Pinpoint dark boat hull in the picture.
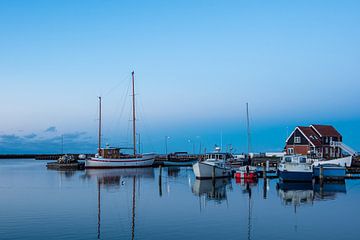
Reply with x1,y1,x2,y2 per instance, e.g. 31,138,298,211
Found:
279,170,313,182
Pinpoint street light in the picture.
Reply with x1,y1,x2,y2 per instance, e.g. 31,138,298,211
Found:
165,136,170,154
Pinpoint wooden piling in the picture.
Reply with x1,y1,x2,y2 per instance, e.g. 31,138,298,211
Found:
158,165,162,197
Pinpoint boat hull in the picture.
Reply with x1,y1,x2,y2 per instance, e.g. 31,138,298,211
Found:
312,156,352,167
313,165,346,180
279,170,313,182
85,154,156,168
193,162,231,179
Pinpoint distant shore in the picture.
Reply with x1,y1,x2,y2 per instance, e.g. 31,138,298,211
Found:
0,154,94,160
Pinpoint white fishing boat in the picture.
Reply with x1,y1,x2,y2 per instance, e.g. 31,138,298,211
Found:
85,71,156,169
192,152,232,179
278,155,313,182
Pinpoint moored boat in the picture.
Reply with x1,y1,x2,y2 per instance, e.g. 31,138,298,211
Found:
313,163,346,180
278,155,313,182
85,71,156,169
312,156,352,167
86,147,156,168
192,153,232,179
234,165,257,179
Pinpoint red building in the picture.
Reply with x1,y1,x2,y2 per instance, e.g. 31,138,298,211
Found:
285,124,342,159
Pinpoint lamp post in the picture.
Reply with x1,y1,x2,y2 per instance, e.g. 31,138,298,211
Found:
165,136,170,154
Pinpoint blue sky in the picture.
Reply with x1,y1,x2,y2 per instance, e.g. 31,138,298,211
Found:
0,0,360,154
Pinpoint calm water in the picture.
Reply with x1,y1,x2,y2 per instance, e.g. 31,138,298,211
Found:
1,159,360,240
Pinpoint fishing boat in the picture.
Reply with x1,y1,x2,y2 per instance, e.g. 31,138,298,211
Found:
278,155,313,182
234,165,257,179
192,152,232,179
85,71,156,169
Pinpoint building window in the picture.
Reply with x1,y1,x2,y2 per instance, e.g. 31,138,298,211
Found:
325,147,329,154
294,137,301,144
288,148,294,154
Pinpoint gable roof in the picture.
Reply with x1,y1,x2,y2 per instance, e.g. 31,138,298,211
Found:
310,124,342,138
297,126,322,147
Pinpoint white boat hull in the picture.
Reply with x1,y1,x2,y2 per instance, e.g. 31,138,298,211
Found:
85,153,156,168
193,162,231,179
312,156,352,167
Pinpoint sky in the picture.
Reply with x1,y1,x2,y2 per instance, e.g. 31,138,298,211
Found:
0,0,360,154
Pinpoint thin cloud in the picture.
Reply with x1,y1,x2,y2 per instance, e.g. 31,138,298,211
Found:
44,126,57,133
24,133,37,139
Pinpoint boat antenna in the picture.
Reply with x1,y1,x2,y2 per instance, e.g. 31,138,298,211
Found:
246,102,251,157
98,96,102,154
132,71,137,155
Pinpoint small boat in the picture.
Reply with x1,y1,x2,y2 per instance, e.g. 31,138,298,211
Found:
47,154,85,170
278,155,313,182
313,164,346,180
192,153,232,179
85,72,156,169
235,165,257,179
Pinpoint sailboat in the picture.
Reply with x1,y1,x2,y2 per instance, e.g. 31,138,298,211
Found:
86,71,156,168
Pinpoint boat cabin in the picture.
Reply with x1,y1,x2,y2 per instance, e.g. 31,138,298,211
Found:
98,147,121,159
98,146,135,159
205,153,233,161
282,155,311,164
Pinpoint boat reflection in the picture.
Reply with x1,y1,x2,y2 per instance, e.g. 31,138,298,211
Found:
277,181,347,207
167,167,181,178
314,181,346,200
87,168,154,240
192,178,231,204
84,168,155,180
277,182,314,206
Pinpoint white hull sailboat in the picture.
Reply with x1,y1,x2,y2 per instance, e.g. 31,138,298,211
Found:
85,71,156,169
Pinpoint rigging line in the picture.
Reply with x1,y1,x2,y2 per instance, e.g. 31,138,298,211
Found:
105,75,130,132
107,78,132,138
138,99,156,152
103,72,131,97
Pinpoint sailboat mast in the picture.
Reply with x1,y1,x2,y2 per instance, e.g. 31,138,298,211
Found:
246,102,251,156
132,71,137,155
98,96,102,154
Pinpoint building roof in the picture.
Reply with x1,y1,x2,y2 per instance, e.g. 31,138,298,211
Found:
310,124,342,138
297,126,322,147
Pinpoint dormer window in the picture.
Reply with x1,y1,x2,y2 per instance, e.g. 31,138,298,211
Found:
294,137,301,144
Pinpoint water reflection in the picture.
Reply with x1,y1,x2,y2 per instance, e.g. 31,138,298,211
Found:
192,178,232,204
277,181,347,207
167,167,181,177
277,182,314,206
314,182,346,200
84,168,155,240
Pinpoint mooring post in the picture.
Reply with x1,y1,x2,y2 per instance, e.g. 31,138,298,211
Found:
263,163,267,179
159,165,162,197
212,166,216,185
319,165,324,185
